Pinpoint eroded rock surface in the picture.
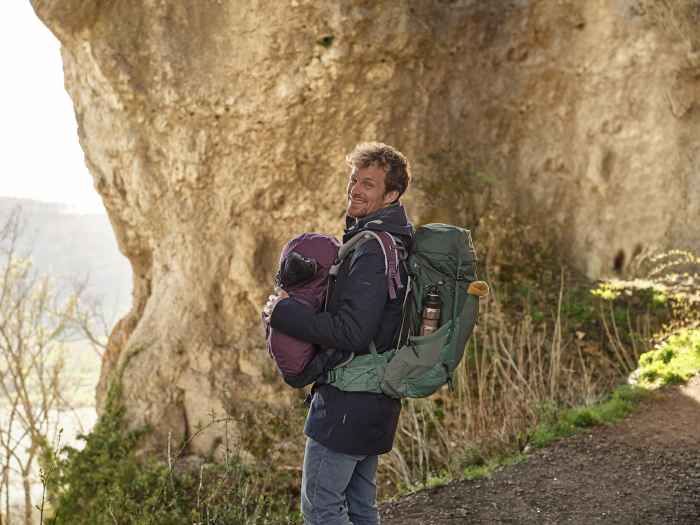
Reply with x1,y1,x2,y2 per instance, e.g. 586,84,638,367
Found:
32,0,700,455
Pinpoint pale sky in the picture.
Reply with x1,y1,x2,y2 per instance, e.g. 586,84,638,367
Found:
0,2,105,214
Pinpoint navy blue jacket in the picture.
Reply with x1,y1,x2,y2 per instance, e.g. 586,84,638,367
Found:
270,203,413,455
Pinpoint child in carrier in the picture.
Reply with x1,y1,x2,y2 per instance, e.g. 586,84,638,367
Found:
262,233,352,388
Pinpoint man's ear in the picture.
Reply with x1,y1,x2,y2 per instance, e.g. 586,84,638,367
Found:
383,190,400,206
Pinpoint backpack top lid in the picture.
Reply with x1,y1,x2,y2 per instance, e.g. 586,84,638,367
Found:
413,223,476,264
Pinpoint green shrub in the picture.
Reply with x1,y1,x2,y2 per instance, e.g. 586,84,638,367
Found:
40,386,173,524
565,408,598,428
634,328,700,388
40,384,299,525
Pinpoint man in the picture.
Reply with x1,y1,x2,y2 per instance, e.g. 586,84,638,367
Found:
265,142,413,525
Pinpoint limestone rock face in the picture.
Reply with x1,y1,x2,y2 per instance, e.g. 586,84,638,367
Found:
32,0,700,454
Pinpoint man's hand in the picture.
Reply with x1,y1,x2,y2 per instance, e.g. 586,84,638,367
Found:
262,289,289,320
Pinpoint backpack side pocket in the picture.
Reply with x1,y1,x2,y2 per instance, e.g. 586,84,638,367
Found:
380,320,452,398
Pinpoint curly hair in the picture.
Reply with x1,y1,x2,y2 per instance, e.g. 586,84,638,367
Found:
346,142,411,200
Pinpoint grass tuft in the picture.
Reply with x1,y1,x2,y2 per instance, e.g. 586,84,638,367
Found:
463,454,527,481
529,384,649,449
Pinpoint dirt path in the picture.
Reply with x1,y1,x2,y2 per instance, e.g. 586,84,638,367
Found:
381,377,700,524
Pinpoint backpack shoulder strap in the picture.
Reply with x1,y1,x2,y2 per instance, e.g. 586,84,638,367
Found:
329,230,403,300
376,231,403,300
328,232,371,277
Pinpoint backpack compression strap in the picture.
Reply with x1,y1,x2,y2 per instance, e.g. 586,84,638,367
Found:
329,231,403,300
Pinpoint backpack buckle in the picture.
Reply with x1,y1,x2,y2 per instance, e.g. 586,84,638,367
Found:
443,363,454,392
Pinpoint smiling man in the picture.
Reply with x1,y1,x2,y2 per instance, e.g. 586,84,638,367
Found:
266,142,413,525
346,162,398,217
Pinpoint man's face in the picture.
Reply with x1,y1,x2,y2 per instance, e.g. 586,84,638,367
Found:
346,165,400,218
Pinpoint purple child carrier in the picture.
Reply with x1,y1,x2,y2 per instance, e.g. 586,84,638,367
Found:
263,233,340,379
263,230,403,388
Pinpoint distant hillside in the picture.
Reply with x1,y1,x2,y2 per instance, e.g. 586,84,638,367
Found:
0,196,132,322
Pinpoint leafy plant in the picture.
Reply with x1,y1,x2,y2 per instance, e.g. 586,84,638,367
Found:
634,328,700,388
40,383,300,525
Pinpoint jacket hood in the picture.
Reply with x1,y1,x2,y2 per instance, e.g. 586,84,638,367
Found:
278,233,340,308
343,202,414,244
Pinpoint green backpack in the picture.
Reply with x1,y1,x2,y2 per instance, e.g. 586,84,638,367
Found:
325,223,488,399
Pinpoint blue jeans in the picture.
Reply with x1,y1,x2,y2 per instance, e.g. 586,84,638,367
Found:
301,437,379,525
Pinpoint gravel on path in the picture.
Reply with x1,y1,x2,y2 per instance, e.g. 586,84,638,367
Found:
381,377,700,525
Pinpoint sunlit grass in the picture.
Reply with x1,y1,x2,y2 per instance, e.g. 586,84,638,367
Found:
635,328,700,388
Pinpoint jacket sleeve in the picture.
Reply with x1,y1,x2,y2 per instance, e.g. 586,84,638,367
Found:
269,241,388,354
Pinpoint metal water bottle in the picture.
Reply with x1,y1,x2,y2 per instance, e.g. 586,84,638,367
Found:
420,286,442,336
